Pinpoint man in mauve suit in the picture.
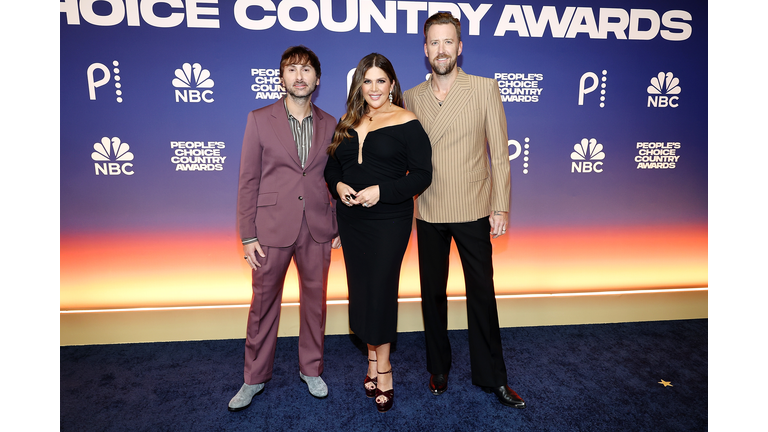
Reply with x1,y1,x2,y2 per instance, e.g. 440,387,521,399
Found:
228,46,340,412
403,12,525,409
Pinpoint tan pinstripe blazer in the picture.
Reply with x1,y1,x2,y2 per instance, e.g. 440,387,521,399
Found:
404,68,511,223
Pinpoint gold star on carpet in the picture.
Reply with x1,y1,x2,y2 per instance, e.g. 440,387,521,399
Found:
658,379,673,387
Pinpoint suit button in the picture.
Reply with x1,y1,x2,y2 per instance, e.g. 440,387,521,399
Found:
299,196,303,200
303,172,307,176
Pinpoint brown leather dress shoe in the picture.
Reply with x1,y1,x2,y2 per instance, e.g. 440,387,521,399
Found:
481,384,526,409
429,373,448,395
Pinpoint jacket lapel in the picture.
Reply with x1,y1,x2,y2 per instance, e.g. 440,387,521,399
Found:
304,103,326,168
425,68,472,145
413,80,440,137
268,98,302,167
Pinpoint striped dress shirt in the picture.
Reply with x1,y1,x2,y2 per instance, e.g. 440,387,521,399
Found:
284,98,313,168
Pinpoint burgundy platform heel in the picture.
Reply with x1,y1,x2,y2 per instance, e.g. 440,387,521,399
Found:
375,369,393,412
364,359,377,398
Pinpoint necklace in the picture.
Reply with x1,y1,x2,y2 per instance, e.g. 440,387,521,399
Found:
431,85,446,106
365,108,389,121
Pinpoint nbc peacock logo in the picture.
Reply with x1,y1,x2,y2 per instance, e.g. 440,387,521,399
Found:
92,136,134,175
173,62,215,103
647,72,680,108
570,138,605,173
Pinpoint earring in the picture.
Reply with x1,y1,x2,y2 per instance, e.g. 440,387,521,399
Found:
389,90,393,106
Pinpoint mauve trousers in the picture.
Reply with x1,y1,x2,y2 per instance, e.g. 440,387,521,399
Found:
243,213,331,385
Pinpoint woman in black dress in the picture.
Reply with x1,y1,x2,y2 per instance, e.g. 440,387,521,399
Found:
324,53,432,412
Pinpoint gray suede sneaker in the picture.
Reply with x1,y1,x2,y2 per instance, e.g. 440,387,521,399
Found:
228,383,265,412
299,372,328,398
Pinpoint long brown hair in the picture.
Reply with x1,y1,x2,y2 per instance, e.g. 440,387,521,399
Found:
327,53,403,156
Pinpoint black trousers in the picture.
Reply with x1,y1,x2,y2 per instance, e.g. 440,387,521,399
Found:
416,217,508,387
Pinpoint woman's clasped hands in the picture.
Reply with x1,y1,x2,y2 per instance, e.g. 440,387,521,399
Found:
337,183,380,208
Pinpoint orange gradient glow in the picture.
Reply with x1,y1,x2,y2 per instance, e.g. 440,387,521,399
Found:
60,224,707,311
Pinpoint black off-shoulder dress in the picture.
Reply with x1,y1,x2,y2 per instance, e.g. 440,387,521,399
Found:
324,119,432,345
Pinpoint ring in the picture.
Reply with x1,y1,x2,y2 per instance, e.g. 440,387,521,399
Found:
243,256,248,259
363,203,369,207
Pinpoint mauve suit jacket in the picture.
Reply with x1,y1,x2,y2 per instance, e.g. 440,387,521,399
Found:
403,68,511,224
237,98,338,247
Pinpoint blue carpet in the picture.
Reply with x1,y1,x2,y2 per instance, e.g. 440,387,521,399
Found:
60,319,707,431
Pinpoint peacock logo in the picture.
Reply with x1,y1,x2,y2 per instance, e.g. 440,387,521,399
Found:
173,62,215,103
570,138,604,173
92,136,134,176
647,72,680,108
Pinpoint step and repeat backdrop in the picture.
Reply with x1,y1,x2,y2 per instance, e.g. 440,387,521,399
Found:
60,0,707,310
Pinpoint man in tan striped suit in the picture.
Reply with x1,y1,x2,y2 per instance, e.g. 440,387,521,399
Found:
403,12,525,409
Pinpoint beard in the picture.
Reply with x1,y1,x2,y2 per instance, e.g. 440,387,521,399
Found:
430,56,457,76
284,81,316,99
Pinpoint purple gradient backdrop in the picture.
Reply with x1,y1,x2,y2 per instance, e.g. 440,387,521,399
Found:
60,0,707,234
